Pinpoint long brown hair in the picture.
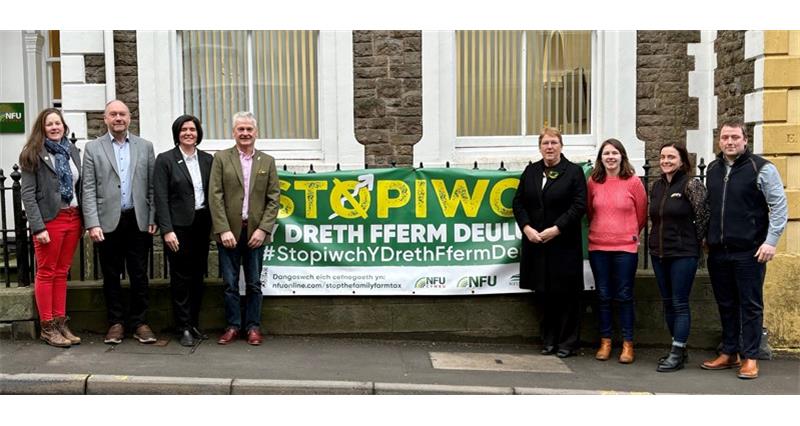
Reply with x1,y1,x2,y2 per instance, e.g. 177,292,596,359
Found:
19,108,70,172
590,138,636,183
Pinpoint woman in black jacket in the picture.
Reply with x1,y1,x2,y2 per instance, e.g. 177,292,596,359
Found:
154,115,214,346
648,143,709,372
512,127,587,358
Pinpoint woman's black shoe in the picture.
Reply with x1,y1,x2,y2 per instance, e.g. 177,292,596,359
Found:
178,329,197,347
657,346,686,372
541,345,557,355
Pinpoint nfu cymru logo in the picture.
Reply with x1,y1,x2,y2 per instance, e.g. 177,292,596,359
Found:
457,275,497,288
415,276,446,289
0,103,25,134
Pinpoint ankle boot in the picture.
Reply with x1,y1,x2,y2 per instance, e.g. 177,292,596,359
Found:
595,338,612,361
657,345,686,372
40,320,71,348
619,341,635,364
54,316,81,345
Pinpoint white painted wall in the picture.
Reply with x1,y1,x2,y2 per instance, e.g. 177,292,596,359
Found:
745,30,766,155
686,30,718,166
0,32,28,175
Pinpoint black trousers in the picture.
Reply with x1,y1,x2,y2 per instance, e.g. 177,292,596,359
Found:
537,292,582,351
707,247,766,359
97,209,152,329
165,208,211,330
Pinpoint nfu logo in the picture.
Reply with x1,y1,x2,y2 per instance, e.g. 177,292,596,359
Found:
457,275,497,288
415,276,446,288
0,112,22,121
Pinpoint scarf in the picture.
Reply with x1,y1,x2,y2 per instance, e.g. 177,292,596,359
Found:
43,137,74,204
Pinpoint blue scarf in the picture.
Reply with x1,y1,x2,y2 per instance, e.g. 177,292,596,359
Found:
43,137,74,204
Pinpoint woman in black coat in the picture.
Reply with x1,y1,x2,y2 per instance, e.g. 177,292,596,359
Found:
512,127,587,358
154,115,214,346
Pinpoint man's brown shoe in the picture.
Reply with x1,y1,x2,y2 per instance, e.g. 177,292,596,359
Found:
218,327,239,345
737,359,759,379
104,324,124,344
595,338,612,361
700,353,741,370
247,328,263,346
133,324,157,344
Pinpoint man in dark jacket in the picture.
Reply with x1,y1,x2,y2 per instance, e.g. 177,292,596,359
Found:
701,119,787,379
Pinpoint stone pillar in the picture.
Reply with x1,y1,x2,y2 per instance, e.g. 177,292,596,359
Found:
635,31,701,169
353,31,422,168
744,30,800,347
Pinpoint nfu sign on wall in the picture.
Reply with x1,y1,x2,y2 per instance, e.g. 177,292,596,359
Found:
0,103,25,133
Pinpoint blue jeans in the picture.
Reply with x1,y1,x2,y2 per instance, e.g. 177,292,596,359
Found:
589,251,638,341
707,247,765,359
651,256,697,345
218,228,265,331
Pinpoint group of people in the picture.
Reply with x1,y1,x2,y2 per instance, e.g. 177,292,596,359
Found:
512,123,787,379
20,102,787,380
19,100,279,349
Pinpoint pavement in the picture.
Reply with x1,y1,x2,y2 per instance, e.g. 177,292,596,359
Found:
1,333,799,394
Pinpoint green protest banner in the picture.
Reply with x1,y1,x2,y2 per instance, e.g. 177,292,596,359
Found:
262,165,591,295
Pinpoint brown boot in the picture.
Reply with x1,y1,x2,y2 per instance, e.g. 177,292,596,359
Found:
619,341,635,364
54,316,81,345
40,320,71,348
595,338,612,361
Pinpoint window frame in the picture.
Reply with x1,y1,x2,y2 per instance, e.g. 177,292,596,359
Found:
176,30,324,153
454,30,598,149
136,30,363,170
415,30,645,170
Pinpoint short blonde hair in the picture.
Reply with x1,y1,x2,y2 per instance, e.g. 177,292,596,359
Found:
538,127,562,146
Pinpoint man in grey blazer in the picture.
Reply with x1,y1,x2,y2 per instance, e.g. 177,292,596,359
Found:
82,100,158,344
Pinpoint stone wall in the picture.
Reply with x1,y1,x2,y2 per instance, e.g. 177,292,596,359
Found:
114,31,139,136
636,31,701,169
715,30,754,142
353,31,422,168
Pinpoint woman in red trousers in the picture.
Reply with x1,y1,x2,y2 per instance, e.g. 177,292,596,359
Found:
19,108,83,348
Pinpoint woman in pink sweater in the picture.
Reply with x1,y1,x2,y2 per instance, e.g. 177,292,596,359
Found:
587,138,647,364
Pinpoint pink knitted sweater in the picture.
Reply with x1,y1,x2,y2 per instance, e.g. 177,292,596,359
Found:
587,176,648,253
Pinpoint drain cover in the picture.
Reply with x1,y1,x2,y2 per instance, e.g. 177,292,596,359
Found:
430,352,573,373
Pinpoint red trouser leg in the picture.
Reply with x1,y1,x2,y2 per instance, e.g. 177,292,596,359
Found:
33,208,82,321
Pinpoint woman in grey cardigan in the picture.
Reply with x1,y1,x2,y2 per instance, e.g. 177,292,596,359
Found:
19,108,83,348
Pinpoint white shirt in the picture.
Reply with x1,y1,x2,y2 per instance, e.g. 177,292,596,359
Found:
180,148,205,210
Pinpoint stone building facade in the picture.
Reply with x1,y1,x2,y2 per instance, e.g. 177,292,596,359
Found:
2,30,798,346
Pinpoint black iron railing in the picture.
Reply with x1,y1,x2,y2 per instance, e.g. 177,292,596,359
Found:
1,156,712,286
